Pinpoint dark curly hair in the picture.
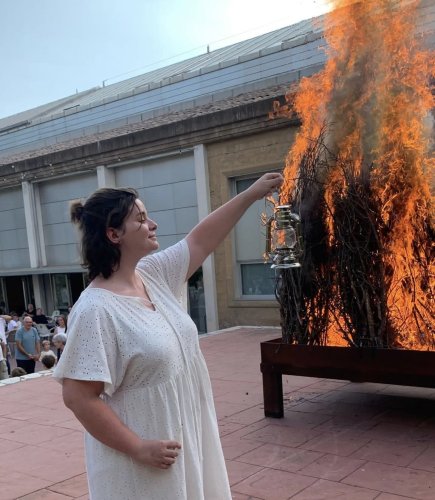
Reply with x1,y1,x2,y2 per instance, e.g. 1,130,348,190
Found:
70,187,138,280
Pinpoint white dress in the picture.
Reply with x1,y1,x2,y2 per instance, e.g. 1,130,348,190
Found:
53,240,231,500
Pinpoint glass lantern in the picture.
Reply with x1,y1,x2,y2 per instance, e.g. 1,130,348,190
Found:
265,205,302,269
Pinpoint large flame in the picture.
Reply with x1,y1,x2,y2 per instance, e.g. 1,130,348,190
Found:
275,0,434,349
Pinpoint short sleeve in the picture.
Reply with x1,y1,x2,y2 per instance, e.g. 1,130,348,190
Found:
33,328,40,342
53,299,120,397
138,239,190,301
15,329,23,344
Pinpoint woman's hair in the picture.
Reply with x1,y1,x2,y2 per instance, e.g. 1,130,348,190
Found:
11,367,27,377
57,314,68,331
70,187,138,280
52,333,67,345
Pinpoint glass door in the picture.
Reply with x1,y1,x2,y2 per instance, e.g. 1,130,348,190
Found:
51,274,71,314
22,276,35,311
188,267,207,334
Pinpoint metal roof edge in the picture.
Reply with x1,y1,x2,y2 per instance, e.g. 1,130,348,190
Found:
8,29,325,131
1,16,325,130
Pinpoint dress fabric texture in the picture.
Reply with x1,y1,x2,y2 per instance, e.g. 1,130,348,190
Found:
53,240,231,500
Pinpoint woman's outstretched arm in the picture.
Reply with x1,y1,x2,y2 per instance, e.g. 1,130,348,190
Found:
185,172,283,278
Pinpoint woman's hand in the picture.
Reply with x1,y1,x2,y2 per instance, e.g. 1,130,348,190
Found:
132,439,182,470
246,172,284,201
185,171,284,278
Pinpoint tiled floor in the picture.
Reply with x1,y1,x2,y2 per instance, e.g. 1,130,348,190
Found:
2,326,435,499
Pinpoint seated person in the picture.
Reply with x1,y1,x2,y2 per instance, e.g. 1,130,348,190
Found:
33,308,49,324
23,304,35,319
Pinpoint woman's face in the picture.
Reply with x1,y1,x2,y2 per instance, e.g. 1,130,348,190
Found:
58,317,65,326
117,200,159,258
53,340,64,350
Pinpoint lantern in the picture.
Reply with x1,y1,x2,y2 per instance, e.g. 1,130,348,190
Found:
265,205,303,269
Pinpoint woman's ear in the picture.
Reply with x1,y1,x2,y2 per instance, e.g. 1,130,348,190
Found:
106,227,121,244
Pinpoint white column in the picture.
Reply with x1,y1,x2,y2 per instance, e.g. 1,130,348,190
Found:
193,144,219,332
22,181,40,268
32,275,43,309
97,165,115,188
33,183,47,266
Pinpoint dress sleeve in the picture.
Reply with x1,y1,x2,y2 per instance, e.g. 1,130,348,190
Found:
137,239,190,301
53,299,120,397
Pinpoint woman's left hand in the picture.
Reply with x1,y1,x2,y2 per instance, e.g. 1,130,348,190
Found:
246,172,284,201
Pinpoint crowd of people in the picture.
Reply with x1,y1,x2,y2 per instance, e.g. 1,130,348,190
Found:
0,305,69,379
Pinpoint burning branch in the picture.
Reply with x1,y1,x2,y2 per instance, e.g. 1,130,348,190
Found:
272,0,434,349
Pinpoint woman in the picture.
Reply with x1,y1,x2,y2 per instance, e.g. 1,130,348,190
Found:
52,333,67,360
53,172,283,500
53,314,67,335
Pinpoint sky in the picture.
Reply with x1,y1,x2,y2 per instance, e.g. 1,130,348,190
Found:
0,0,331,120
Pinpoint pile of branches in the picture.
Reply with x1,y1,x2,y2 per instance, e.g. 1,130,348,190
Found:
276,132,434,348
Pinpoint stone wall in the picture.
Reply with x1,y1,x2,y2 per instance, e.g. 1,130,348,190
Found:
207,126,298,329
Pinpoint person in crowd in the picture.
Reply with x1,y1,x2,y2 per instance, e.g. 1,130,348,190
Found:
53,315,67,336
7,311,21,333
0,311,11,334
15,316,41,374
39,340,57,364
23,304,35,318
53,173,283,500
33,308,49,324
10,367,27,377
7,312,21,359
0,327,8,380
41,354,56,370
52,333,67,360
0,311,12,375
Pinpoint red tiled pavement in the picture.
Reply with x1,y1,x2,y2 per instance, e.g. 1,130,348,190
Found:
2,326,435,499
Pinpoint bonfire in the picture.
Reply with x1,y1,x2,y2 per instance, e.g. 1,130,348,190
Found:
269,0,434,349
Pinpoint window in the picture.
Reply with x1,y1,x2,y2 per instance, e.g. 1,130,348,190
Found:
51,274,70,313
241,263,276,296
233,175,276,299
50,273,87,313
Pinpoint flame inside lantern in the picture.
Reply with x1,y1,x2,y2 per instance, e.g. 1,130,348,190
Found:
272,0,434,349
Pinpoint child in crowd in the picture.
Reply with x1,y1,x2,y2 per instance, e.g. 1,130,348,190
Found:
39,340,57,364
41,354,56,370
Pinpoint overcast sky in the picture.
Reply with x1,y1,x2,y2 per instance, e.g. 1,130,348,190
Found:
0,0,330,119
